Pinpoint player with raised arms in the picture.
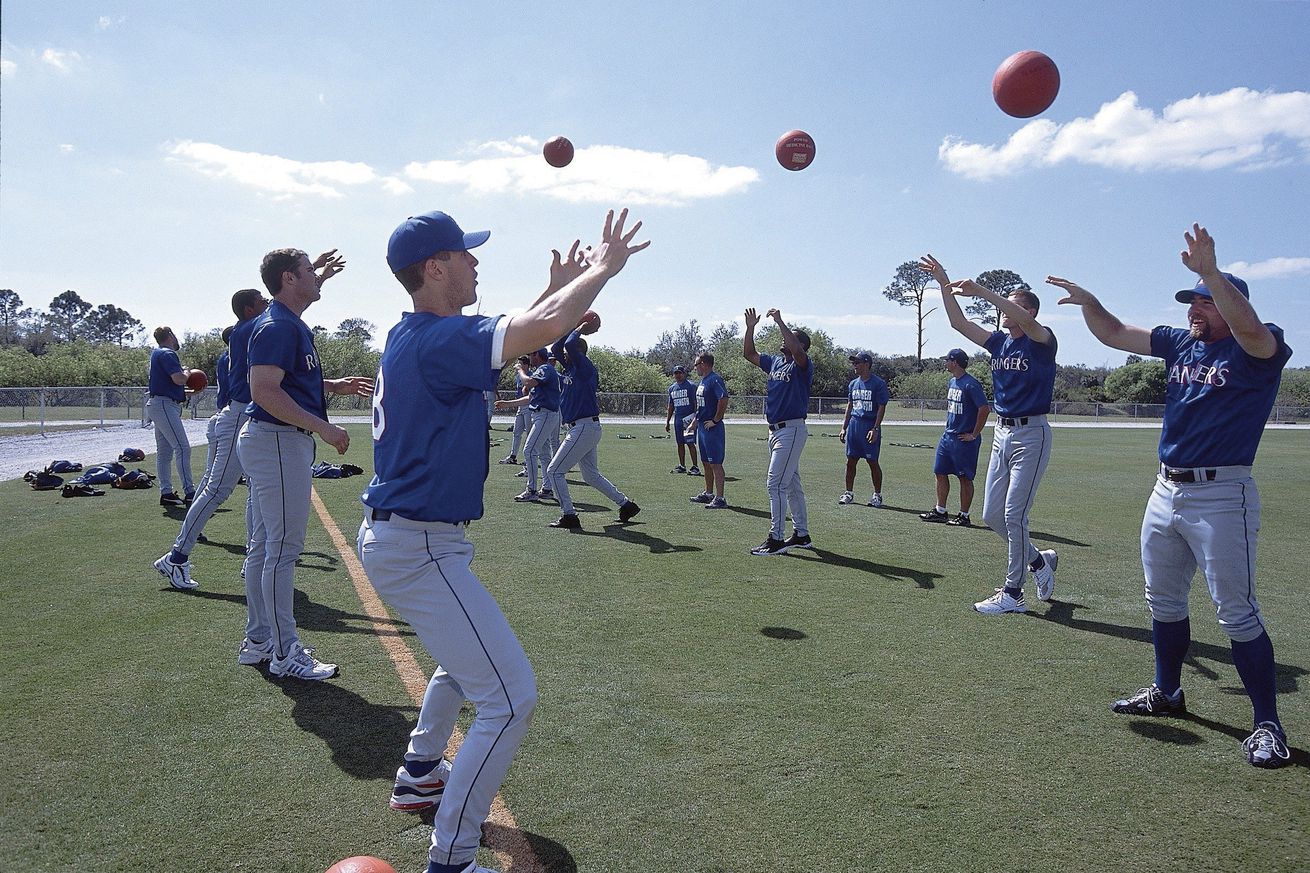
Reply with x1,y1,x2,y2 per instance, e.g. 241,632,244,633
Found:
360,208,648,873
1050,223,1293,769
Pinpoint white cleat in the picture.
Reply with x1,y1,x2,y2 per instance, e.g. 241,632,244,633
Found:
974,589,1027,614
837,491,853,505
154,554,198,590
269,642,338,680
867,493,884,508
1034,549,1058,602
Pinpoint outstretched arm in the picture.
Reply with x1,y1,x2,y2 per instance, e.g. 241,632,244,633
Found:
919,255,992,348
950,279,1053,346
1047,277,1152,355
528,241,586,309
742,307,762,367
769,309,808,369
1181,223,1278,359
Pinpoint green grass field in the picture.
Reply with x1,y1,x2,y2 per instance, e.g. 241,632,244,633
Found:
2,424,1307,872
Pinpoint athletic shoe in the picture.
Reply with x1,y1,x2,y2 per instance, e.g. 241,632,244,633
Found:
515,469,528,477
236,637,275,665
1033,548,1058,602
549,513,581,529
689,492,714,504
783,533,814,551
838,491,854,505
671,465,687,474
974,589,1026,614
868,493,884,508
947,513,972,527
497,455,518,465
514,489,540,502
1111,684,1186,716
1243,722,1291,769
538,488,555,500
919,508,948,522
184,489,196,505
153,554,198,590
159,491,185,507
751,537,789,556
688,466,701,476
706,497,728,509
619,500,642,522
269,642,338,680
390,758,452,811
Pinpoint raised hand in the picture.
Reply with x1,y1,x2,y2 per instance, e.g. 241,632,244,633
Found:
744,307,761,330
1046,276,1095,306
316,253,346,286
919,254,950,287
312,249,339,270
582,208,650,277
766,308,783,323
549,240,586,290
1180,223,1219,277
947,278,987,298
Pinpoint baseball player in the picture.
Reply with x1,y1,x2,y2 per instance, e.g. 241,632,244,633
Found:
1050,223,1293,769
154,290,269,592
744,307,814,555
687,352,730,508
146,325,196,507
919,348,991,526
838,352,889,508
192,324,234,506
235,248,372,681
665,365,700,475
920,254,1059,613
544,318,641,529
497,356,531,466
493,349,561,501
360,208,647,873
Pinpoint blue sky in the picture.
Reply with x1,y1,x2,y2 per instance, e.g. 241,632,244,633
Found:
2,1,1307,367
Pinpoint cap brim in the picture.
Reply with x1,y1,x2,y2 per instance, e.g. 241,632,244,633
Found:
1176,288,1208,304
463,229,491,250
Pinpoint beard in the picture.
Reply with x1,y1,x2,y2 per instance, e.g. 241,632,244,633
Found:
1189,321,1211,342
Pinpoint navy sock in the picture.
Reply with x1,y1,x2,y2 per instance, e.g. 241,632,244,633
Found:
428,861,472,873
169,548,188,565
1231,631,1281,730
1152,617,1190,696
1029,554,1045,571
1003,586,1024,600
404,758,438,778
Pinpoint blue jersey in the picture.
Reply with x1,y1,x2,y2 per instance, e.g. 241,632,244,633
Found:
245,300,326,425
227,316,258,406
363,313,504,523
758,353,812,423
695,371,728,422
553,330,600,423
1151,324,1292,468
944,373,988,434
215,350,231,409
848,375,889,420
527,362,562,412
668,380,697,415
983,329,1058,418
149,347,184,401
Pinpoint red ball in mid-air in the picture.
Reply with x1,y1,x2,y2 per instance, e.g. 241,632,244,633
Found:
185,369,208,392
324,857,396,873
775,129,816,171
580,310,601,334
992,50,1060,118
543,136,575,168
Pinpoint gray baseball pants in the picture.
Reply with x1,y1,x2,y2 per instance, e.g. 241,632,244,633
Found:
357,513,536,870
766,419,809,540
173,407,249,557
147,395,194,496
547,419,628,514
510,407,528,458
523,409,561,492
982,417,1052,589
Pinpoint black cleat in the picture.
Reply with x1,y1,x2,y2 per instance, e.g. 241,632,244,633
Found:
160,491,186,507
618,500,641,522
751,537,789,556
1111,684,1186,716
783,533,814,551
919,508,949,523
549,513,581,529
947,513,972,526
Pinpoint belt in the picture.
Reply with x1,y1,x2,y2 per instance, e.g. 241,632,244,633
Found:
1159,464,1251,484
295,427,312,435
370,507,469,527
999,416,1029,426
567,416,600,427
768,418,806,432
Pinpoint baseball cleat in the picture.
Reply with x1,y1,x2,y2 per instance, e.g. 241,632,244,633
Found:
706,497,729,509
549,513,581,529
390,758,452,811
1111,684,1186,716
619,500,642,522
159,491,186,507
688,466,701,475
1033,549,1058,601
497,455,518,465
947,513,972,526
513,489,540,502
269,642,338,681
236,636,275,665
783,533,814,551
974,589,1026,614
868,493,884,508
751,537,790,556
514,469,528,477
670,465,686,474
1243,722,1291,769
183,489,196,505
919,508,948,522
838,491,854,505
689,492,714,504
538,488,555,500
153,554,198,590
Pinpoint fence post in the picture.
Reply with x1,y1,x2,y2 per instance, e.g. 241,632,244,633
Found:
39,388,47,437
99,388,106,429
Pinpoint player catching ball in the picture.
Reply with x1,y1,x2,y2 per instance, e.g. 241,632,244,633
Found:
1051,223,1292,769
360,208,648,873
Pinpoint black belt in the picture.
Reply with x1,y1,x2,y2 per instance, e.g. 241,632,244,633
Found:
370,507,470,526
295,427,312,435
999,416,1030,426
768,419,805,432
1163,468,1217,483
567,415,600,426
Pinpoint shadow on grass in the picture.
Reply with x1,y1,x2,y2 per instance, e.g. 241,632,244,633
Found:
574,523,702,554
761,626,807,640
268,673,418,779
725,505,770,520
793,548,939,590
296,550,340,572
1123,712,1309,770
480,821,578,873
174,587,413,637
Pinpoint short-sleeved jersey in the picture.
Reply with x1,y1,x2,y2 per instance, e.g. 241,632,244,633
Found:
227,316,258,406
362,313,505,523
215,350,231,409
1151,324,1292,468
944,372,989,434
695,371,728,422
983,329,1058,418
527,362,562,412
848,375,890,420
245,300,327,425
668,380,698,415
148,347,185,401
758,352,813,423
553,330,600,423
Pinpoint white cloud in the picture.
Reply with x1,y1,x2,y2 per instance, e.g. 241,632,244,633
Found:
59,144,75,154
405,137,759,206
0,58,15,79
41,48,83,72
941,88,1310,180
96,15,125,30
1223,256,1310,280
379,176,414,196
166,140,383,199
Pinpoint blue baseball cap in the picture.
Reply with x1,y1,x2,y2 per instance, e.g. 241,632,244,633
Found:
945,348,969,367
386,211,490,272
1175,272,1249,304
848,352,873,365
